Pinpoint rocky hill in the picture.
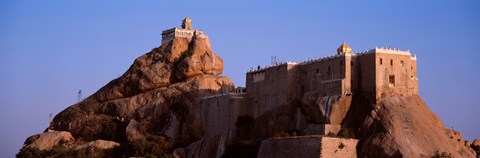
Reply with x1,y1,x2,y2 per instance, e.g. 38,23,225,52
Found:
18,29,478,158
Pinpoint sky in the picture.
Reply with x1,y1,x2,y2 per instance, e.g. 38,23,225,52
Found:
1,0,479,157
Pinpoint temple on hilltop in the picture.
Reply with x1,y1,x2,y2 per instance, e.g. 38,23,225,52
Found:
158,19,419,157
161,17,206,45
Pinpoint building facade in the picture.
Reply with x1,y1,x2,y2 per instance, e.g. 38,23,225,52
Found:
245,42,418,119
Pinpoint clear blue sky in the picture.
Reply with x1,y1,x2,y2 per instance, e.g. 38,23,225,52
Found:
1,0,479,157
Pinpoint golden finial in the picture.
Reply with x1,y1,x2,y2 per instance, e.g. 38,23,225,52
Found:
337,42,352,54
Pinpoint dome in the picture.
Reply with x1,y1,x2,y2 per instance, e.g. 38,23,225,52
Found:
337,42,352,54
181,17,192,30
182,17,192,23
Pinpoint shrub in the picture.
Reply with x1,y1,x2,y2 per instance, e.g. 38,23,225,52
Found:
127,136,173,158
17,147,45,158
327,132,336,137
337,129,350,138
432,151,452,158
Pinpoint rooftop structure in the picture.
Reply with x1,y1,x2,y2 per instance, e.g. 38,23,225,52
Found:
161,17,200,45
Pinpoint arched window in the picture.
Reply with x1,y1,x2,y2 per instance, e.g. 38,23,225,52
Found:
380,58,383,65
390,59,393,66
401,60,404,67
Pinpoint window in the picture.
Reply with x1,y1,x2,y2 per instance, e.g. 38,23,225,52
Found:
390,59,393,66
401,60,404,67
340,61,343,66
316,68,319,74
380,58,383,65
389,75,395,87
351,61,353,66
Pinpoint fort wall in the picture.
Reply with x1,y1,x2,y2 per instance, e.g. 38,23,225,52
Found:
300,55,346,96
352,52,377,100
202,93,247,137
257,136,359,158
246,63,300,118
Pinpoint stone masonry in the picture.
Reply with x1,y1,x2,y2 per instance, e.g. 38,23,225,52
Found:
257,136,359,158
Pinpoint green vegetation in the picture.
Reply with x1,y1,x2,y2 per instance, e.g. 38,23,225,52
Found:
432,151,452,158
126,136,173,158
17,135,174,158
337,129,350,138
177,50,193,62
338,142,345,149
275,130,313,138
17,147,44,158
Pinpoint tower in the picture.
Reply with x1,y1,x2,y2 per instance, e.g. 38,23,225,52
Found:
337,42,352,54
182,17,192,30
77,89,83,102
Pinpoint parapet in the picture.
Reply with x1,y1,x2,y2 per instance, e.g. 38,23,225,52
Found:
161,27,196,45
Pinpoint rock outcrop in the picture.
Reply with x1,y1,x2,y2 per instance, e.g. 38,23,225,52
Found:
24,131,75,151
74,140,120,150
20,30,233,156
343,95,477,157
301,92,352,125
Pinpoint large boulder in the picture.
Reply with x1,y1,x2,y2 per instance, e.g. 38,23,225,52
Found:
74,140,120,150
346,95,476,157
23,131,74,151
175,33,223,80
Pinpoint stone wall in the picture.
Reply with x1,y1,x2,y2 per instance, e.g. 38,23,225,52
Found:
372,48,418,100
300,55,346,96
246,63,299,118
352,52,377,100
202,93,246,137
257,136,358,158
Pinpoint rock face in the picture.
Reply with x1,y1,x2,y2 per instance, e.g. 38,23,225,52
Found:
20,31,233,156
301,92,352,125
343,95,476,157
24,131,75,151
74,140,120,150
